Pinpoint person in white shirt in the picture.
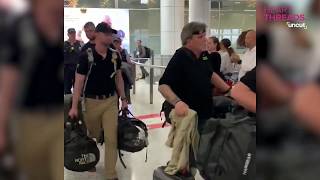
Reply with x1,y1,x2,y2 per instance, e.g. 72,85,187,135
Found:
238,30,256,79
219,38,239,75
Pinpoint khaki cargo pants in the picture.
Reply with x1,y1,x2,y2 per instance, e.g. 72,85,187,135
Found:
84,96,118,179
14,110,64,180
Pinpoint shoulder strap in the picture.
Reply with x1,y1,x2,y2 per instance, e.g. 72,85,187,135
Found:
109,48,118,78
81,48,95,112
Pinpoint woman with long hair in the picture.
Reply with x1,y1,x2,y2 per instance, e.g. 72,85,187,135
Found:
219,38,241,83
207,36,222,74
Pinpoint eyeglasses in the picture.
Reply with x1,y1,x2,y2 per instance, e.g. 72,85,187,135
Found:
192,30,206,35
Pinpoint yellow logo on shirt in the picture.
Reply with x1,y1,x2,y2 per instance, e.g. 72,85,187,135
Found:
202,56,208,61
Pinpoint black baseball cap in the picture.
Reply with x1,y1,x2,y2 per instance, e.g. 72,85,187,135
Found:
95,22,117,35
67,28,76,34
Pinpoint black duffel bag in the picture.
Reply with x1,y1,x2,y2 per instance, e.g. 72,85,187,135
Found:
197,96,256,180
117,109,149,168
64,119,100,172
118,109,149,152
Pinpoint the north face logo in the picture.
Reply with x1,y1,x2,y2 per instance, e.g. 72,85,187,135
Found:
74,153,96,165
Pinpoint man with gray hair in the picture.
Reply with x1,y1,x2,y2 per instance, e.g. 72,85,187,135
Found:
159,21,230,127
158,21,231,176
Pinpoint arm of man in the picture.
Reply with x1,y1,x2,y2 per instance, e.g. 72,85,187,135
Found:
0,65,20,152
71,73,85,108
115,53,128,109
68,73,85,119
69,53,87,118
211,72,231,93
231,68,256,113
141,46,146,58
159,84,189,117
116,70,126,99
158,84,182,106
231,82,256,113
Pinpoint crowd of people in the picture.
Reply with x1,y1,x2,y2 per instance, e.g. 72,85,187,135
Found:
2,0,319,179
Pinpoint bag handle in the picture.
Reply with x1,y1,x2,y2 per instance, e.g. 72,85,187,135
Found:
119,108,135,118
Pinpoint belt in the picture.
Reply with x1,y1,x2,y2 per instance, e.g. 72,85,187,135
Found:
85,92,116,100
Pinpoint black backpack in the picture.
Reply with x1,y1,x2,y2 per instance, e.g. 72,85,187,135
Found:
196,99,256,180
160,101,174,128
64,120,100,172
144,46,151,58
118,109,149,168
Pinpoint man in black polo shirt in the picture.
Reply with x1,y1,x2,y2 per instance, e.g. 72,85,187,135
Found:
64,28,82,94
158,22,231,128
69,22,127,180
81,21,96,52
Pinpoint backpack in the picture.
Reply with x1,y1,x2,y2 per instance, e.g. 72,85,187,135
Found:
118,109,149,168
160,101,174,128
196,108,256,180
144,46,151,58
64,120,100,172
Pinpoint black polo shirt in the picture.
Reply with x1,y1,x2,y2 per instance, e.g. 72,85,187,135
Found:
240,67,256,116
64,40,82,65
81,42,95,52
208,52,221,73
77,48,121,95
159,47,214,121
240,67,256,93
2,14,63,109
206,51,225,80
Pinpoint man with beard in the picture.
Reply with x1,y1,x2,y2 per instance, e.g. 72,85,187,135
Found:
81,21,96,52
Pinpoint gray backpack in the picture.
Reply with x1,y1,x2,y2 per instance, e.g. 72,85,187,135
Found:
196,108,256,180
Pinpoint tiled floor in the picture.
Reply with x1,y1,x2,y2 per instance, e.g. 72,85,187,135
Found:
64,80,204,180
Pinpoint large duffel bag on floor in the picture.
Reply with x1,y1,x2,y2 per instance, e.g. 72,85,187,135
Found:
196,113,256,180
153,166,195,180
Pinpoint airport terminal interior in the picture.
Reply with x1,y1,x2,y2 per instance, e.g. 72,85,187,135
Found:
63,0,256,179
